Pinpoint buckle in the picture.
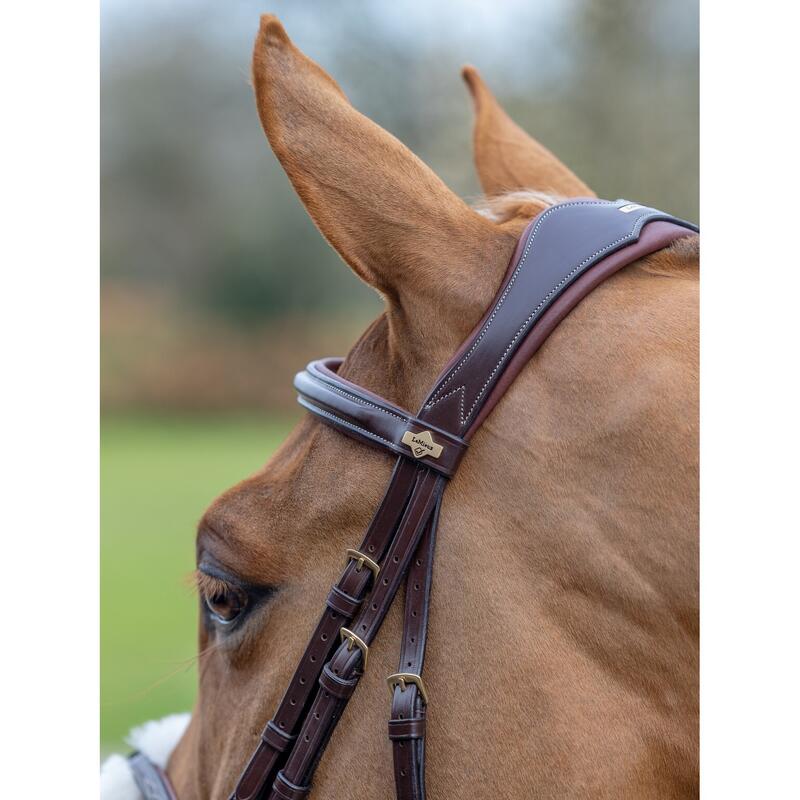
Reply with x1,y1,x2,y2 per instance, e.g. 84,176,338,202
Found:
386,672,429,705
339,627,369,670
345,548,380,578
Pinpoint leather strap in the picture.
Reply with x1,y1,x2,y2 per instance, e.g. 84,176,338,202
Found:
295,359,469,477
268,473,445,797
129,199,697,800
388,499,439,800
232,457,423,800
129,752,178,800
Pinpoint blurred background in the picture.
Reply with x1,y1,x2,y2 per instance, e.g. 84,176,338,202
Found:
100,0,698,755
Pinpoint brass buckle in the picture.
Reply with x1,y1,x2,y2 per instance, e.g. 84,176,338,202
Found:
340,627,369,670
386,672,429,705
345,548,380,578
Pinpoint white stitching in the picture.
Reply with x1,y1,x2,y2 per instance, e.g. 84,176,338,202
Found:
425,200,656,426
461,213,653,421
306,373,467,450
426,200,611,405
307,403,397,448
306,373,407,423
426,385,466,423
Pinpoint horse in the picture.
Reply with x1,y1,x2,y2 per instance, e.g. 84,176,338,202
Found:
154,15,698,799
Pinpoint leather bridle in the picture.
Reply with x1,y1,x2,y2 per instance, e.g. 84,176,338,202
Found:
129,199,698,800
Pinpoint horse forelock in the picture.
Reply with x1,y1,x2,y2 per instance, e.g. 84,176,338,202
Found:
473,189,564,223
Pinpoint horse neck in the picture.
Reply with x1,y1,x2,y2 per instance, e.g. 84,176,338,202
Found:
412,255,698,795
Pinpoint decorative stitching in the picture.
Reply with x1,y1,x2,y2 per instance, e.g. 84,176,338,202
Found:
425,200,661,428
424,384,466,423
306,372,408,423
426,200,611,406
305,402,397,449
463,212,653,421
305,371,465,450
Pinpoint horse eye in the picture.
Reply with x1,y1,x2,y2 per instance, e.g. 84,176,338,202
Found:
203,583,248,624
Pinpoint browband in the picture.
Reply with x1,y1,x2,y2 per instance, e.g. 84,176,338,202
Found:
295,358,469,477
130,199,698,800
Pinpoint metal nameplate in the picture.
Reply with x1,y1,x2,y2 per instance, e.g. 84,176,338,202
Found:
401,430,444,460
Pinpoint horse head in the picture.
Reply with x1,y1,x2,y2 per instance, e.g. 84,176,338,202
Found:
164,15,698,799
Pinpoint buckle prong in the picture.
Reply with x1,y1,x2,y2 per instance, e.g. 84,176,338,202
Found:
345,548,380,578
339,627,369,670
386,672,429,705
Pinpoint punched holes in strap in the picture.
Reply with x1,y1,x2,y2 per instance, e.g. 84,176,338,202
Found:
261,720,297,753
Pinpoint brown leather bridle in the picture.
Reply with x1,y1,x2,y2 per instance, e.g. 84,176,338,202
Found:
129,199,698,800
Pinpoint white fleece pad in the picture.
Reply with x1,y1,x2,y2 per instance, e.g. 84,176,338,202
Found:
100,713,191,799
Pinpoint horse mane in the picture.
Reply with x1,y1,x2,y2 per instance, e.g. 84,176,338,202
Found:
475,190,699,269
473,189,562,222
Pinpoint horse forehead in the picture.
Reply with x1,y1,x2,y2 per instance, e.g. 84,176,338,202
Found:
198,422,395,563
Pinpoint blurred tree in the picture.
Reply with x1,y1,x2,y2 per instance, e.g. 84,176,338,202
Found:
101,0,697,408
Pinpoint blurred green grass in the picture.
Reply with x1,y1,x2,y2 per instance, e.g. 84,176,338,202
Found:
100,414,296,753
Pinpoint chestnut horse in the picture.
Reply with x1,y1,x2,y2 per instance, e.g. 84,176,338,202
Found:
167,15,698,799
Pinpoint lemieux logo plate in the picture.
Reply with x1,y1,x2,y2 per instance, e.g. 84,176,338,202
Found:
401,429,444,460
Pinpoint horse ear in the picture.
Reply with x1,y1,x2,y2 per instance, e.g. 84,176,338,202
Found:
251,16,512,343
461,66,595,199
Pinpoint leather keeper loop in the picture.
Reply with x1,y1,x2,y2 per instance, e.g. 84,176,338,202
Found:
272,771,311,800
387,717,426,740
261,719,296,752
326,585,361,618
319,663,358,699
